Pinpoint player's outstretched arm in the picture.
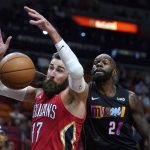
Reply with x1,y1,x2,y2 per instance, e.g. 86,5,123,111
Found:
129,91,150,150
0,80,36,102
24,6,88,100
0,30,12,59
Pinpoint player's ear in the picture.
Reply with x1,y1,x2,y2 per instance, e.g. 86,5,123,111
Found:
113,69,117,76
112,69,119,83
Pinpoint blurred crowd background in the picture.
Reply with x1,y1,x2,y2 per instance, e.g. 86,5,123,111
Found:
0,0,150,149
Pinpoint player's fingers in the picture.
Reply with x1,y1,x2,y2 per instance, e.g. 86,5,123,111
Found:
5,36,12,49
29,20,43,26
0,29,4,43
28,12,42,20
24,6,40,15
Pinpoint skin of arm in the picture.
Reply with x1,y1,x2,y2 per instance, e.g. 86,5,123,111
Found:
0,30,12,59
129,91,150,150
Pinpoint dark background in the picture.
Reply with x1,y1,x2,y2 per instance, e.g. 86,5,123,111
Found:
0,0,150,71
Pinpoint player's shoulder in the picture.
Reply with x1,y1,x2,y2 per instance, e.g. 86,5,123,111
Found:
115,84,137,102
128,90,137,100
128,90,140,108
128,90,142,112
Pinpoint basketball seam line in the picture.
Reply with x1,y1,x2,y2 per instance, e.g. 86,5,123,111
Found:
0,56,33,72
0,68,35,74
2,80,32,85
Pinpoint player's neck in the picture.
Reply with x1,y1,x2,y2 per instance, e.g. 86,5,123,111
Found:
97,80,116,97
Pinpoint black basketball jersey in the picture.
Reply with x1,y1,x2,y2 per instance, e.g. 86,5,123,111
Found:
82,82,137,150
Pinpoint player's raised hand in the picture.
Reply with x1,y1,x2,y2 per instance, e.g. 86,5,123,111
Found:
24,6,56,33
0,30,12,58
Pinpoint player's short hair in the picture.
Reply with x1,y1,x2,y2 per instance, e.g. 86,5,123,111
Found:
52,52,61,60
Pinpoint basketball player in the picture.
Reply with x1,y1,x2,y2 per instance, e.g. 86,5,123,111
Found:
0,6,88,150
82,54,150,150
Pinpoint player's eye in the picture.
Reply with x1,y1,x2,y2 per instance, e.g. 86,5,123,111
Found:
56,68,64,73
100,59,108,65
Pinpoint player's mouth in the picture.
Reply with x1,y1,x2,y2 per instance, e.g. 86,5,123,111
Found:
94,68,105,74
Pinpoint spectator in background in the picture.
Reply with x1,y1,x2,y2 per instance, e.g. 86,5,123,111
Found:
5,140,15,150
20,119,31,150
9,103,26,127
144,73,150,90
0,125,7,150
139,93,150,122
0,118,4,127
135,80,149,95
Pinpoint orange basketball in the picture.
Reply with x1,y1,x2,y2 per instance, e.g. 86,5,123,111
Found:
0,52,36,89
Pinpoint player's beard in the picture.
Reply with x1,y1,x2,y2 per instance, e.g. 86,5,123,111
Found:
42,78,68,99
91,69,113,84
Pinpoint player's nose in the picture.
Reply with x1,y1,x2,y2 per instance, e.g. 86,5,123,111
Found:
49,69,56,78
97,61,103,68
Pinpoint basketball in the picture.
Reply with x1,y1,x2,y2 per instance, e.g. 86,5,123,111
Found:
0,52,36,89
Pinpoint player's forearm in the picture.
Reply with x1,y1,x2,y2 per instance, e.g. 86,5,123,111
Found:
0,54,4,60
47,26,62,44
55,39,82,76
0,81,27,101
55,39,85,93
